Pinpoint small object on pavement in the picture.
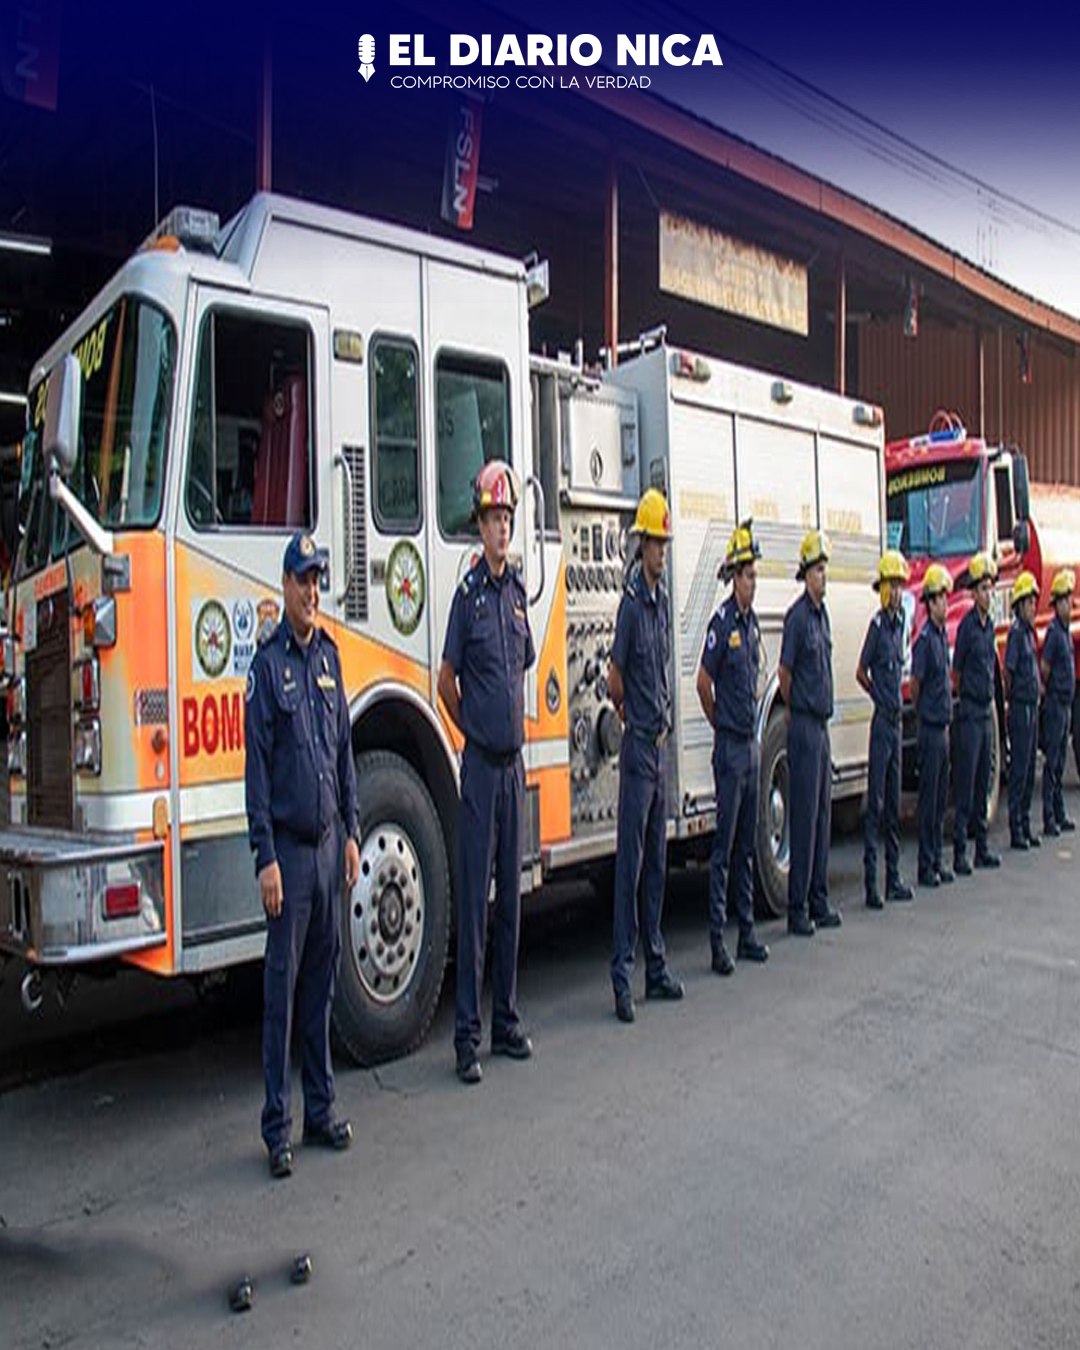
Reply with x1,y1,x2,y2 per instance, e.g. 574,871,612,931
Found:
229,1276,255,1313
291,1253,313,1285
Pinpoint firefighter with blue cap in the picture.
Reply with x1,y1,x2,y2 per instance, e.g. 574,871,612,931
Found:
780,529,842,937
608,488,685,1023
951,552,1002,875
245,531,360,1180
438,460,535,1085
1005,570,1042,849
911,563,954,887
856,549,915,909
1040,569,1077,836
696,520,770,973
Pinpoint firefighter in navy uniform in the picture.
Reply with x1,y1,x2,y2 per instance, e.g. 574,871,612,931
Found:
855,549,915,910
608,488,685,1024
1005,570,1042,850
1041,569,1077,837
780,529,842,937
245,532,361,1181
951,553,1003,876
438,461,535,1086
911,564,954,888
696,520,770,974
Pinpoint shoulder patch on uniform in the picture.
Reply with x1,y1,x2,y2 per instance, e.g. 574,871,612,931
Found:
706,628,717,651
245,668,256,703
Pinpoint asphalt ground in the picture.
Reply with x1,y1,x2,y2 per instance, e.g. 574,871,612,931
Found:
3,775,1080,1349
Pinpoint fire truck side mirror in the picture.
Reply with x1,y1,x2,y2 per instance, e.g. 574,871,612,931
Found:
1012,453,1030,524
43,353,81,479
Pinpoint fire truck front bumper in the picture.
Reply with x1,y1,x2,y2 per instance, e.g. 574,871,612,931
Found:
0,828,166,964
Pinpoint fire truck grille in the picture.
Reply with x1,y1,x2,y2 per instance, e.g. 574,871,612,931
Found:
134,688,169,725
26,588,73,828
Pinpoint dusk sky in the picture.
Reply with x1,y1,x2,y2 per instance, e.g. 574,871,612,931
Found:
477,0,1080,316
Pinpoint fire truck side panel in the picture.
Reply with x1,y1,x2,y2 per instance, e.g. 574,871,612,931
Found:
609,346,883,817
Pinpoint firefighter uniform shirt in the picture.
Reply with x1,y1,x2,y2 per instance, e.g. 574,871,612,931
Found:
244,622,359,874
1043,613,1076,704
859,609,904,721
443,556,535,756
611,563,672,741
781,593,834,721
701,599,761,739
1006,618,1040,705
953,607,996,712
912,621,952,727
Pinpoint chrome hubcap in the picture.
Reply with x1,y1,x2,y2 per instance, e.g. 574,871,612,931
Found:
348,824,425,1005
769,755,790,869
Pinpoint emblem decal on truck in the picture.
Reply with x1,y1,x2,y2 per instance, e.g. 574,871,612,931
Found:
386,541,425,636
194,599,231,679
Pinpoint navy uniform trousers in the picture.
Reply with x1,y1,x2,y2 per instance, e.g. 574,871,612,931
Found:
917,725,950,876
864,711,902,890
262,826,341,1151
709,734,758,948
787,711,831,921
1043,697,1072,829
953,703,993,858
611,732,668,995
455,743,525,1053
1008,701,1039,839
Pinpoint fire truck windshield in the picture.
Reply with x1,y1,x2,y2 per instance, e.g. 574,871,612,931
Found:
886,456,985,560
20,296,177,573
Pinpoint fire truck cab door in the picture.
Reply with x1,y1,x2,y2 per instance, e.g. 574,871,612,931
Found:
170,286,331,946
423,259,546,719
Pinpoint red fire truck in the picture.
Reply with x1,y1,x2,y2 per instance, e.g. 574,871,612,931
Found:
886,412,1080,817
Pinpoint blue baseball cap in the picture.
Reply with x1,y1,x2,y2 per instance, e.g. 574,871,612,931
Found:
283,531,327,577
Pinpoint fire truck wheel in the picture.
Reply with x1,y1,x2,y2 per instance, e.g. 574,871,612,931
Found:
755,710,789,920
1072,691,1080,784
986,712,1001,827
333,750,450,1067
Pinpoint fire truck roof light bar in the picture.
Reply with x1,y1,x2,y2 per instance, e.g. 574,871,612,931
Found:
909,426,968,449
142,206,220,253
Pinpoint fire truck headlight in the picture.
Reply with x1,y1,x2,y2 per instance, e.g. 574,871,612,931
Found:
72,655,100,713
74,719,102,776
6,675,25,726
7,728,25,776
83,596,117,649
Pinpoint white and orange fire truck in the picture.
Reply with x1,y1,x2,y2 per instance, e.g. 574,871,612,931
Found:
0,196,885,1062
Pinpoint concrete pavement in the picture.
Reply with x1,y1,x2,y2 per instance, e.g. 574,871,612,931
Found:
3,792,1080,1350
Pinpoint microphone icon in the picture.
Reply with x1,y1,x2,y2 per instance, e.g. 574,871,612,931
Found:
358,34,375,82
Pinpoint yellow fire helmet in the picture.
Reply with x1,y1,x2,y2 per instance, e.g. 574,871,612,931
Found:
472,459,520,518
921,563,954,600
873,549,909,608
720,518,761,579
631,488,672,540
873,549,910,591
797,528,830,579
965,552,998,587
1050,568,1075,601
1012,570,1039,605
